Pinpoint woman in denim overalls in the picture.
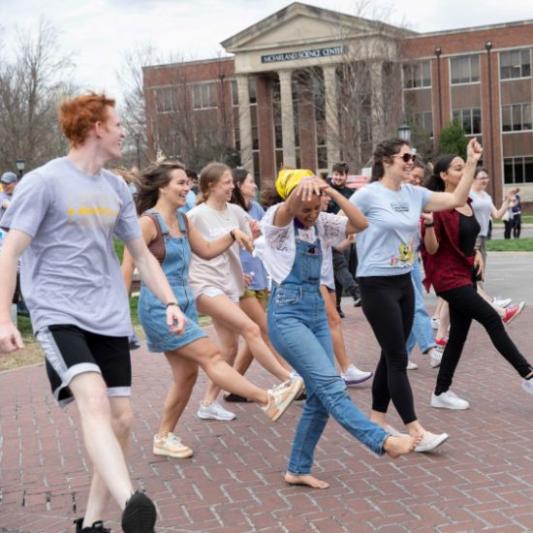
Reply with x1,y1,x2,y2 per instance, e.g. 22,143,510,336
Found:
257,174,418,489
122,161,304,460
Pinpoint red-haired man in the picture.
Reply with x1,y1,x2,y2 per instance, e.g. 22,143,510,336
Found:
0,93,186,533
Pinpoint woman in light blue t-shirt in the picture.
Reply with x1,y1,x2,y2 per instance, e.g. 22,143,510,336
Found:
350,137,483,453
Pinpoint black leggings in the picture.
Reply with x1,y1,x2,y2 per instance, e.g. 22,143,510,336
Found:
436,284,532,395
359,274,417,424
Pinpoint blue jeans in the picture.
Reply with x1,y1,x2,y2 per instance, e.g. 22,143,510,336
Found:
268,284,388,475
406,259,435,355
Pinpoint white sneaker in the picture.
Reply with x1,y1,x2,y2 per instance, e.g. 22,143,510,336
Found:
406,360,418,370
522,379,533,395
153,432,193,458
262,377,304,422
431,390,470,410
414,431,449,453
197,400,236,421
431,317,440,330
429,347,443,368
341,364,373,385
493,297,512,308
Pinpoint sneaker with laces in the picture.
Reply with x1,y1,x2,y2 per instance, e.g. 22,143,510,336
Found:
522,379,533,395
431,390,470,410
121,491,157,533
406,360,418,370
428,347,443,368
341,364,373,385
493,297,512,308
414,431,449,453
262,377,304,422
153,432,193,459
74,519,111,533
197,400,236,421
502,302,526,325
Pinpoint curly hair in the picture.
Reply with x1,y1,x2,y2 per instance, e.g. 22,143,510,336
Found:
59,92,116,147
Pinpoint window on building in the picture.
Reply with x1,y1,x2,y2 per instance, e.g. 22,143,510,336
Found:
403,62,431,89
450,55,480,84
409,111,433,137
452,108,481,135
500,49,531,80
231,79,238,106
504,156,533,184
502,103,532,131
155,87,176,113
191,83,217,109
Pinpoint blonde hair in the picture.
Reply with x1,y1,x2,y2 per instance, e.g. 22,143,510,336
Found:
196,162,230,204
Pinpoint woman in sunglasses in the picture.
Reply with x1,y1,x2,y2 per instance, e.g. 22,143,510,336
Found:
349,137,482,452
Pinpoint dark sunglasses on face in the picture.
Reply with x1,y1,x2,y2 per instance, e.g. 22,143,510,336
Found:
392,153,416,163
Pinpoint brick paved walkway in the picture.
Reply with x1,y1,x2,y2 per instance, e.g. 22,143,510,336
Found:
1,305,532,532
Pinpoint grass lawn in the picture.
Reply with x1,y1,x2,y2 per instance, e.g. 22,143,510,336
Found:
486,238,533,252
493,215,533,225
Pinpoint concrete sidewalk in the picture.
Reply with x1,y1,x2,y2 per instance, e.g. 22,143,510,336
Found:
1,305,532,532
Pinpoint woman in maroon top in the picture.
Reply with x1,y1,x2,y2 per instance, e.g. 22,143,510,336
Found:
422,154,533,409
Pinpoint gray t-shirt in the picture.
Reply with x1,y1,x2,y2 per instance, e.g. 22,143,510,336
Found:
350,182,431,277
1,157,141,336
469,190,494,237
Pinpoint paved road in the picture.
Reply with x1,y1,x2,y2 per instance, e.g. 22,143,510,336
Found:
0,253,532,532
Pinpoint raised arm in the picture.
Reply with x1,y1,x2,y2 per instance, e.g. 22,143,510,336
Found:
324,186,367,234
492,190,516,219
424,138,483,213
0,230,32,352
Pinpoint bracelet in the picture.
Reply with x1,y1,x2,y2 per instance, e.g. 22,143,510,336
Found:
229,230,236,242
166,302,179,308
424,222,435,228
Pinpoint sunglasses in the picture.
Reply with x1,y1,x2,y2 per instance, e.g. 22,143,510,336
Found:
393,153,416,163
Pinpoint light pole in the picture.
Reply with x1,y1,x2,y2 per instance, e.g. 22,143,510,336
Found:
435,47,443,134
397,123,412,143
15,159,25,179
485,41,495,196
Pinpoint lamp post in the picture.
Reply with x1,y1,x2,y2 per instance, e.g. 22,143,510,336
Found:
397,123,412,143
485,40,495,196
15,159,25,179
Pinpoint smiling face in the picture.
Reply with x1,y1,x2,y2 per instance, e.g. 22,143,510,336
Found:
405,166,425,185
331,171,347,187
238,173,257,200
295,194,322,228
160,168,190,208
384,143,414,182
440,157,465,190
97,106,125,160
209,170,234,202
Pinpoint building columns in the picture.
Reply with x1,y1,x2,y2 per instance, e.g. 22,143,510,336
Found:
278,69,296,168
323,64,340,167
370,61,385,147
236,75,253,172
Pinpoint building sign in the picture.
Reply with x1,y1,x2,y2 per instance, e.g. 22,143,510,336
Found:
261,46,344,64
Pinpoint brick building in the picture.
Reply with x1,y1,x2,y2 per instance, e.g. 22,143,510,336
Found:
143,2,533,204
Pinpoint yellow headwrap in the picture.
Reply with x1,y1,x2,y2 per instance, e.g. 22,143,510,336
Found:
275,168,314,200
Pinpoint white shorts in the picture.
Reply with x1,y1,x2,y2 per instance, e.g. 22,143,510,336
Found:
196,286,240,304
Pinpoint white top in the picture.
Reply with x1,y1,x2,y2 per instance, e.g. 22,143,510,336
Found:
320,245,335,290
187,202,251,300
255,204,347,285
469,190,495,237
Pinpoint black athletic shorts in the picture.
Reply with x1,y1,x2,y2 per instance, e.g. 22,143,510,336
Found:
36,324,131,407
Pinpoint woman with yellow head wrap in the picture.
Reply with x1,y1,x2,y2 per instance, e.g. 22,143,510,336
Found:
254,174,418,490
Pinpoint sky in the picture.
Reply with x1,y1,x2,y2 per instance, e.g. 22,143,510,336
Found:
1,0,532,99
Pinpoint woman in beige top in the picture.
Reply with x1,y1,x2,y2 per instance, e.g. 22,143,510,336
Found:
187,162,301,421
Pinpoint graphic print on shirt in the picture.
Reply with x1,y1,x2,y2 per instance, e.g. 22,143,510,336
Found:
65,191,120,231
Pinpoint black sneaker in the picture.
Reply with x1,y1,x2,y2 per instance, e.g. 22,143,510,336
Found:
337,308,345,319
73,518,111,532
223,392,250,403
121,491,157,533
353,296,362,307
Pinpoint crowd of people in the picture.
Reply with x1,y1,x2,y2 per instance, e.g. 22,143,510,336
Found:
0,92,531,533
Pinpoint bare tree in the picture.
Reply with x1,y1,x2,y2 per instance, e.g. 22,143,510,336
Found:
0,19,76,173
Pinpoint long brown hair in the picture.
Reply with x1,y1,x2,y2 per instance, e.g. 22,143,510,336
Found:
196,162,230,204
230,167,250,211
135,160,186,215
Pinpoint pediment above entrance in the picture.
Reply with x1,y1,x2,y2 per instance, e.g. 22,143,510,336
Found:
221,2,413,54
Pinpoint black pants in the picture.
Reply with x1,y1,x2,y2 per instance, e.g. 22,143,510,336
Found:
359,274,417,424
436,284,532,395
333,248,358,308
513,214,521,238
504,219,513,239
